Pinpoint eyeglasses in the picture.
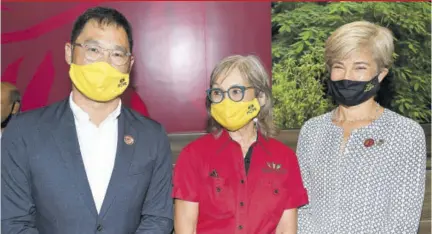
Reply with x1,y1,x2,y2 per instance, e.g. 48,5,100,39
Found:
73,43,132,66
206,85,254,103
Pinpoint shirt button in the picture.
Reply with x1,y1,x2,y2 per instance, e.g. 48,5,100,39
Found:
96,224,103,231
216,187,221,192
240,179,245,184
240,202,244,206
273,189,279,195
238,225,243,230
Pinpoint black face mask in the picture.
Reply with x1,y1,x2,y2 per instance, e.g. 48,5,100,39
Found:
327,75,380,107
1,102,17,129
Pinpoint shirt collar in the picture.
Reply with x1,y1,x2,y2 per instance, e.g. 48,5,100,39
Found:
214,128,271,154
69,92,122,123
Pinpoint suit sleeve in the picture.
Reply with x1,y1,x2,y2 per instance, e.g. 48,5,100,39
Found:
1,118,39,234
135,125,174,234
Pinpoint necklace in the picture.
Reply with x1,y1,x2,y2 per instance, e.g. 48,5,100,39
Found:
332,102,381,123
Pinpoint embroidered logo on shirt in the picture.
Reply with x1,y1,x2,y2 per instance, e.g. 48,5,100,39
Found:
262,162,287,174
268,162,281,170
209,169,219,178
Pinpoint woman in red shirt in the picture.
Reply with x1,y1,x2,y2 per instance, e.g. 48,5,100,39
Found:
172,55,308,234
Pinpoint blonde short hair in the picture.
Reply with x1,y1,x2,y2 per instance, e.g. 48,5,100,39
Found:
206,55,277,138
325,21,394,70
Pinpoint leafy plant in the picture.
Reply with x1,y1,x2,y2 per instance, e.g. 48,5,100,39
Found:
272,2,431,129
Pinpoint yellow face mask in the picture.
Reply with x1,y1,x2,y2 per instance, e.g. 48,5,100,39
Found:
210,98,261,131
69,62,129,102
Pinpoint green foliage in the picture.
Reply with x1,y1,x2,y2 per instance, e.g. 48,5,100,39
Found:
272,2,431,129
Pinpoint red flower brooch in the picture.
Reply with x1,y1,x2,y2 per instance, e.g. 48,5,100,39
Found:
364,138,375,147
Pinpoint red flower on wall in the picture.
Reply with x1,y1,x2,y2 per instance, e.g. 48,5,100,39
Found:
1,3,149,117
1,2,271,132
2,3,98,111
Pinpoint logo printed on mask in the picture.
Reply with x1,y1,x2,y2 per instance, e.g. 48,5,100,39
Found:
69,62,130,102
327,75,380,107
364,83,375,92
211,98,261,131
247,104,257,115
118,78,128,88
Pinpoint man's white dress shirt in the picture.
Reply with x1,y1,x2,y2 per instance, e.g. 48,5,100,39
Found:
69,94,121,213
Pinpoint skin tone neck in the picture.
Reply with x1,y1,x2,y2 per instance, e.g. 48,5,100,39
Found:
228,120,257,151
71,86,120,126
335,97,380,121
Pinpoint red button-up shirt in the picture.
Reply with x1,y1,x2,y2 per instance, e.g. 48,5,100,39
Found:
173,130,308,234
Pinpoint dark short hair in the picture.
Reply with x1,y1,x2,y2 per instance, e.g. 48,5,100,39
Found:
71,7,133,51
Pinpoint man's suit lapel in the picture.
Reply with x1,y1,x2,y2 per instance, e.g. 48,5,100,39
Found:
51,99,98,217
99,108,137,218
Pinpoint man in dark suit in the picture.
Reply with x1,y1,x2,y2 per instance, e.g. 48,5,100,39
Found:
1,7,173,234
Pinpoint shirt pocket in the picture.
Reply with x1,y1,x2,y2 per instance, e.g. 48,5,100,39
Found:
200,177,235,219
257,179,290,219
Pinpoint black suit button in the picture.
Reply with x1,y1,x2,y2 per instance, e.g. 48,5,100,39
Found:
96,224,103,231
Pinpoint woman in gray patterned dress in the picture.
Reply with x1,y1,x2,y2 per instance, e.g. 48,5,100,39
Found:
297,21,427,234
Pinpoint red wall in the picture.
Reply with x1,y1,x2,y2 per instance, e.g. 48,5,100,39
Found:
1,2,271,133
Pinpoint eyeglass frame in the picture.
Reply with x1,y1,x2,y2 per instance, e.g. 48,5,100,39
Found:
72,43,132,66
206,85,254,104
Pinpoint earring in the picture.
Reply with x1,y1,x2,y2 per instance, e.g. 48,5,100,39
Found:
253,118,258,127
